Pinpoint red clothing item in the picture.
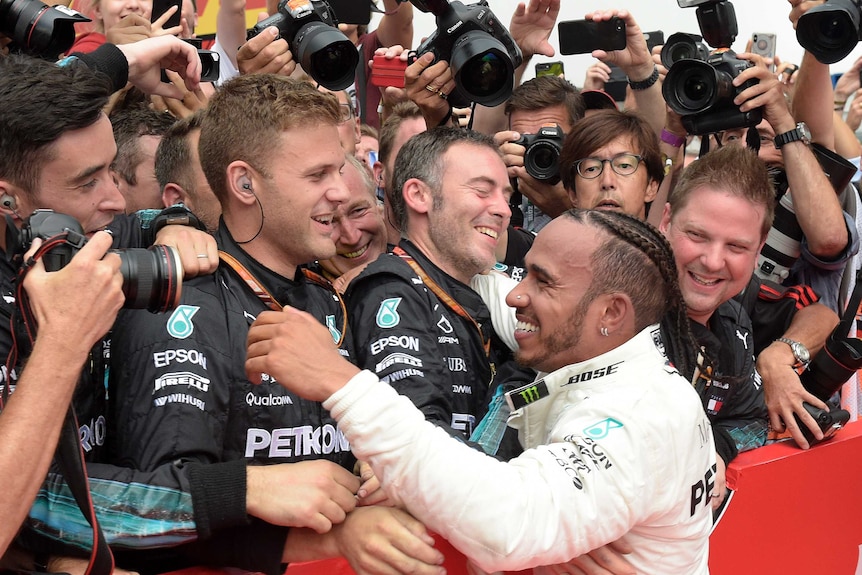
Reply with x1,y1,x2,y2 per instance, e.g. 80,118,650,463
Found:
67,31,106,55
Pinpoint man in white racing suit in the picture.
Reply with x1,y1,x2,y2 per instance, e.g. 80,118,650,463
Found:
246,209,717,574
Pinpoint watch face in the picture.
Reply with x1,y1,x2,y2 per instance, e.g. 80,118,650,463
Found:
794,343,810,363
798,123,811,142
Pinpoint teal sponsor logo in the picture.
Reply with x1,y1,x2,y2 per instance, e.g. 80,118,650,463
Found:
167,305,200,339
325,314,341,343
583,418,623,440
376,298,402,328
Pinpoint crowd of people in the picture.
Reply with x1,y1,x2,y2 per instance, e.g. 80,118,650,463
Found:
0,0,860,573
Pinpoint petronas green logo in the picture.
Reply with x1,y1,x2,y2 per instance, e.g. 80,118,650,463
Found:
167,305,200,339
376,298,402,328
325,315,341,343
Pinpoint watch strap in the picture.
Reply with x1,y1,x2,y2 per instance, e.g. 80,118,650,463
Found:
628,65,659,91
776,337,809,367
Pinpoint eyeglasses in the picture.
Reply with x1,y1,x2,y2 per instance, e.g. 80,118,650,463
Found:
338,102,355,123
717,130,774,148
574,153,643,179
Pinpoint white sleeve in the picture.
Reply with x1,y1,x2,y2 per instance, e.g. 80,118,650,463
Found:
470,272,518,352
327,371,665,573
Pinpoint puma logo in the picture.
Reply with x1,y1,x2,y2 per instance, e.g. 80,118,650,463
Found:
736,329,749,349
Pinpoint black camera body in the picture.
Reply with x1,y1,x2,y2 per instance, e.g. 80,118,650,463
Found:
662,48,762,135
0,0,89,59
12,210,182,313
184,38,220,83
248,0,357,90
794,401,851,446
514,124,565,184
797,0,862,64
412,0,522,107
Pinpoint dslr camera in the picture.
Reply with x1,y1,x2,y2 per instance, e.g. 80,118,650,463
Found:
513,124,565,184
0,0,89,59
248,0,358,91
410,0,522,107
662,49,761,135
11,210,183,313
797,0,862,64
660,32,709,68
664,0,761,134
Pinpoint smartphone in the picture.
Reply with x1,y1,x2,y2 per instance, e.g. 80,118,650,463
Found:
558,18,626,55
643,30,665,54
370,54,408,89
535,61,564,78
151,0,181,29
751,32,777,71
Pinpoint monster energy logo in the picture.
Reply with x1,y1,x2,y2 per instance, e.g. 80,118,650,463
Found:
520,386,540,403
505,379,550,410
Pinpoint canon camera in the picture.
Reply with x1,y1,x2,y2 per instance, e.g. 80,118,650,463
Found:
411,0,522,107
0,0,90,59
662,48,761,135
514,124,565,184
11,210,182,313
248,0,358,91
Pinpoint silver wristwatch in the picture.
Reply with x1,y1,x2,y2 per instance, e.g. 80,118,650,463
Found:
776,337,811,368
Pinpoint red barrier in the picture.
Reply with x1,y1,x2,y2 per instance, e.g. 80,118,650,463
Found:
710,419,862,574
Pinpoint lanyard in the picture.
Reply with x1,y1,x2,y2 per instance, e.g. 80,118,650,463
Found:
218,250,347,347
393,246,490,357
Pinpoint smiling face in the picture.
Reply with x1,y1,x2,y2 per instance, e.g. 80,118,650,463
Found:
568,135,658,219
319,159,387,277
95,0,152,31
506,217,606,372
20,114,125,234
660,185,765,325
423,143,512,283
255,123,349,272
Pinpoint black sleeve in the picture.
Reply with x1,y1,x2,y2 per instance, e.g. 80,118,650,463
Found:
71,43,129,93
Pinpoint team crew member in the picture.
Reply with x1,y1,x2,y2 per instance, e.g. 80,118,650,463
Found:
345,128,513,439
104,75,443,575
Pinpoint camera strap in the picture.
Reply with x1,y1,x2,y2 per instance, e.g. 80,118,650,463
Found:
392,245,490,357
218,250,347,347
54,403,115,575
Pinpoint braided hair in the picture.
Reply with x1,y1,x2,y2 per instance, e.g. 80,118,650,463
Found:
562,209,709,382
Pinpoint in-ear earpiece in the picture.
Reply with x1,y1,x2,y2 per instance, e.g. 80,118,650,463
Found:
242,183,251,190
1,194,17,211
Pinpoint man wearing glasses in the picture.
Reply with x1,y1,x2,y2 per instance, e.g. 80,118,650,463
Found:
320,87,362,156
560,109,664,221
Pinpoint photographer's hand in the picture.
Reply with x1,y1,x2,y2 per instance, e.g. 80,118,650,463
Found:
788,0,827,29
153,224,217,278
587,9,664,133
238,22,296,77
150,69,210,119
150,5,183,38
404,52,455,128
757,345,829,449
23,231,124,350
586,9,652,84
509,0,559,62
732,53,796,133
117,35,202,98
106,13,154,46
583,61,611,91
